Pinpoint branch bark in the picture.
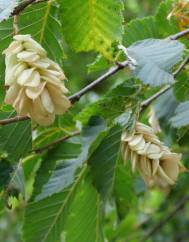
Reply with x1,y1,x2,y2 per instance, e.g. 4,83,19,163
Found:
12,0,38,16
0,115,29,125
69,60,129,103
170,29,189,40
141,54,189,111
32,131,80,153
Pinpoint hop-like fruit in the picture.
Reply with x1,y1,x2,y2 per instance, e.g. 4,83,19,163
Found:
3,34,71,126
121,122,185,188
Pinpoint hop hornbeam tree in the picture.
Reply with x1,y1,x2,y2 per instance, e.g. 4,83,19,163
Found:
1,0,189,242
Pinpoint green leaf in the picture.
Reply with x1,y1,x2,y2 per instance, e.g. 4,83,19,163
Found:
31,153,56,200
33,105,82,150
155,0,179,37
76,81,140,125
114,162,137,219
0,159,13,190
170,101,189,128
55,104,82,132
154,89,178,120
123,16,159,47
0,18,13,103
64,177,104,242
32,141,81,200
0,155,25,198
23,165,87,242
60,0,124,59
89,125,122,198
31,141,81,200
34,118,107,200
0,111,32,163
127,39,184,86
7,163,25,199
22,154,42,180
174,71,189,102
23,118,107,241
88,55,111,73
33,127,65,150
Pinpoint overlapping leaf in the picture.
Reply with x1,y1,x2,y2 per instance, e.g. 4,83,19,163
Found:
155,0,179,37
114,162,137,219
0,159,12,190
87,55,110,73
123,16,159,47
31,141,81,200
89,125,122,198
34,118,107,200
0,157,25,201
23,165,87,242
23,118,107,242
7,163,25,198
127,39,184,86
61,0,124,59
64,178,104,242
33,142,81,201
0,110,31,163
154,89,178,120
33,104,82,150
76,80,140,125
23,172,103,242
171,101,189,128
0,18,12,103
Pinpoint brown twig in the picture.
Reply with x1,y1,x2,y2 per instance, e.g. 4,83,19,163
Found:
69,60,129,103
32,131,80,153
0,115,29,125
141,54,189,112
170,29,189,40
140,196,189,242
11,0,38,16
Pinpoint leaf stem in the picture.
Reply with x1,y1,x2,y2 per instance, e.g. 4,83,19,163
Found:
0,116,30,125
32,131,80,153
69,60,129,103
170,29,189,40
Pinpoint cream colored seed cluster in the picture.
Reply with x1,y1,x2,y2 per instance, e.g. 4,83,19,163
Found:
121,122,185,188
4,34,71,126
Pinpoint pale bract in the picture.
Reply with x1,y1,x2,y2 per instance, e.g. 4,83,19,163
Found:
121,122,185,188
4,34,71,126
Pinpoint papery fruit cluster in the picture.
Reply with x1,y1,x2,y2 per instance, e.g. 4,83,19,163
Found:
121,122,185,188
4,34,71,126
